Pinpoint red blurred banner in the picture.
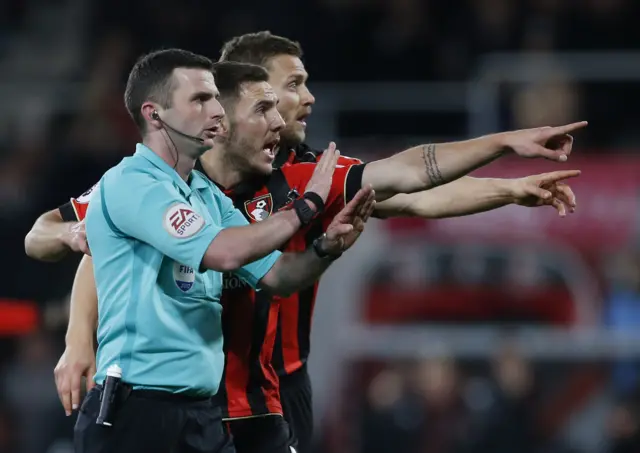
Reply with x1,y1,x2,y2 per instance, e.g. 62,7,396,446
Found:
383,155,640,251
0,299,39,335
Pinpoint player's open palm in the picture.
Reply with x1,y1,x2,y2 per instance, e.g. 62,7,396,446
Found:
504,121,588,162
54,341,97,416
322,185,376,254
511,169,581,217
305,142,340,205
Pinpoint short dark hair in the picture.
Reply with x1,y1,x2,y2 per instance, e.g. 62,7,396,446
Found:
213,61,269,105
124,48,214,132
219,31,302,68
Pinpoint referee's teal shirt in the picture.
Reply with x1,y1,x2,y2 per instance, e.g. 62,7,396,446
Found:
85,144,281,396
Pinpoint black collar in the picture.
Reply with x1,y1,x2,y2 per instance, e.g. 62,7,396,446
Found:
194,158,268,198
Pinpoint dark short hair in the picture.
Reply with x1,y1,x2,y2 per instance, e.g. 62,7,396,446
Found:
124,48,214,132
212,61,269,104
219,31,302,68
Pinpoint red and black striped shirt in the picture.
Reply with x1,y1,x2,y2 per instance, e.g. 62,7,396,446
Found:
270,148,364,379
215,152,364,419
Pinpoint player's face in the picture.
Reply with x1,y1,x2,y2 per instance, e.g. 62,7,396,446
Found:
224,81,285,176
266,55,315,148
163,68,225,154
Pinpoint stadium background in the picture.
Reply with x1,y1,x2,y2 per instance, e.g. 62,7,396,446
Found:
1,0,640,452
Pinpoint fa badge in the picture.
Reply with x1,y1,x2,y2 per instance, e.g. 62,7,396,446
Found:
244,194,273,222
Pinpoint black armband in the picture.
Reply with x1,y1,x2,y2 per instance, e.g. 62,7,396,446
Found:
58,201,79,222
293,192,325,225
345,164,367,203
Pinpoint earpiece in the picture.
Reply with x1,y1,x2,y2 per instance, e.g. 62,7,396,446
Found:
152,110,160,121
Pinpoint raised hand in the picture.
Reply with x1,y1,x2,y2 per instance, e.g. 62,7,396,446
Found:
503,121,588,162
304,142,340,206
319,184,376,255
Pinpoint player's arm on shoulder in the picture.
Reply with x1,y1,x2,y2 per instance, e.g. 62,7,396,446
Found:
361,135,509,199
25,183,96,262
373,176,515,219
25,208,71,262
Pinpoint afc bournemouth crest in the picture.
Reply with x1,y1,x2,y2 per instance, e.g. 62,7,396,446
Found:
244,194,273,222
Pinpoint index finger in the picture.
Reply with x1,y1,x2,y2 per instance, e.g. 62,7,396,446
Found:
57,376,73,416
538,169,582,183
549,121,588,136
70,369,84,412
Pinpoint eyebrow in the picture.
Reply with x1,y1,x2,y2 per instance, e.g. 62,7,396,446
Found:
287,73,307,83
255,99,277,110
190,91,214,102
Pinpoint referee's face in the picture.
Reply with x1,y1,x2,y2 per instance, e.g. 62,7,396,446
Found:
164,68,225,154
266,55,315,148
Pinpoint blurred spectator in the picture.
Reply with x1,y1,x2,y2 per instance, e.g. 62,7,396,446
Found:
1,330,66,453
510,73,581,131
603,251,640,396
408,357,469,453
360,368,424,453
606,401,640,453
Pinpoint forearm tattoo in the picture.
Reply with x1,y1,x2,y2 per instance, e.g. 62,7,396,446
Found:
422,144,445,187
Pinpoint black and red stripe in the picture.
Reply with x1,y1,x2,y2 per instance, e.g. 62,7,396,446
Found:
204,149,366,414
271,220,323,377
216,172,294,419
219,280,282,419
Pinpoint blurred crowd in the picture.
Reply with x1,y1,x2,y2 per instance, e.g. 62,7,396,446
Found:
1,0,640,452
342,346,640,453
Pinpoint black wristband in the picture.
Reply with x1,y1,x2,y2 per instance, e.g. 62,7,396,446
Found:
312,233,342,260
302,191,325,214
293,191,324,226
293,199,316,225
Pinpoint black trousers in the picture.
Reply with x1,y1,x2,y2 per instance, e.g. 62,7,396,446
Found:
74,386,235,453
280,366,313,453
227,415,292,453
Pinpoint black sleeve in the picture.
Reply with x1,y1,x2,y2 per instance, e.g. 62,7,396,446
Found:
345,163,367,203
58,201,79,222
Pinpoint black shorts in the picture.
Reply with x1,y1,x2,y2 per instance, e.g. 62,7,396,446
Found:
227,415,292,453
280,366,313,453
74,386,235,453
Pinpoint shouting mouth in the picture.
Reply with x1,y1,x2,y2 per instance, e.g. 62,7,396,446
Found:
296,113,310,128
263,138,280,160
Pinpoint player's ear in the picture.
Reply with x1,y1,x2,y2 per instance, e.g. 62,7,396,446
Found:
218,116,230,138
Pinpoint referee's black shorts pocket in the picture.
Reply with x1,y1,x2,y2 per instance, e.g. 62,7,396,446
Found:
74,388,108,453
78,387,101,416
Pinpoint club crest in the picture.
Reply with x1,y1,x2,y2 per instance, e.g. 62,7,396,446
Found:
244,194,273,222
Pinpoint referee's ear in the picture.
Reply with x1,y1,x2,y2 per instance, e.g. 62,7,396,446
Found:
142,103,163,130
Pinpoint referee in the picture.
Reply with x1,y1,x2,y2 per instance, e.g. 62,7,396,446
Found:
78,49,374,453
